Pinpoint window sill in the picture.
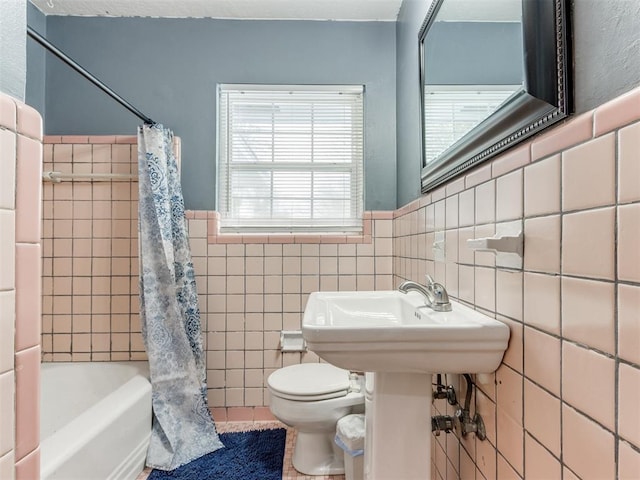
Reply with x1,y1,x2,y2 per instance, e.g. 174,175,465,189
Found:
185,210,394,245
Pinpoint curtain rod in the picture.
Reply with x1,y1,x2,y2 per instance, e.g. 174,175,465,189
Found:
27,26,155,125
43,171,138,183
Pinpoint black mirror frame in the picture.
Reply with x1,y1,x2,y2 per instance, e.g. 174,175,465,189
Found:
419,0,572,193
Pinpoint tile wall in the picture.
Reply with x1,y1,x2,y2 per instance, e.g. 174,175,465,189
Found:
393,86,640,479
188,211,394,413
41,138,394,416
0,91,43,480
41,135,146,362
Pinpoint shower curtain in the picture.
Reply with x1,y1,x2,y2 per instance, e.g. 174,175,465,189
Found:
137,123,224,470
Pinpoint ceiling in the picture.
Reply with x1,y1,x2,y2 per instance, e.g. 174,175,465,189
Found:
29,0,404,21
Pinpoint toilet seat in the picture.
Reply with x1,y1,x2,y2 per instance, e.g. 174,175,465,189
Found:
268,363,352,402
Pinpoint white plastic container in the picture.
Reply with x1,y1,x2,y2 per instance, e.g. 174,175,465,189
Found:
335,414,365,480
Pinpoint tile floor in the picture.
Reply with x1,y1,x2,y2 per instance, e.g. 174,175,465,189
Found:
136,421,345,480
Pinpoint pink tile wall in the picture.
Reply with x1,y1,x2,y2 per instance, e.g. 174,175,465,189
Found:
42,138,394,415
396,85,640,479
42,136,145,362
0,92,43,480
187,211,394,409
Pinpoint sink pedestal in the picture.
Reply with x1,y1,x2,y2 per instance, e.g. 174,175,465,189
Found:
365,372,433,480
302,290,511,478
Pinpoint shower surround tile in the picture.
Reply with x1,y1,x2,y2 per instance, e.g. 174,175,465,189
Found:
0,452,14,480
0,130,16,210
15,102,42,140
14,448,39,480
1,91,43,480
0,372,14,456
0,211,15,291
14,244,41,351
14,346,40,460
0,292,15,374
42,136,146,363
42,136,394,411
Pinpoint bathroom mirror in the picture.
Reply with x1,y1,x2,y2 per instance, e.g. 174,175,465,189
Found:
419,0,571,192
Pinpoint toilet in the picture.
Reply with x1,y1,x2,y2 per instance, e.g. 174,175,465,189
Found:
267,363,365,476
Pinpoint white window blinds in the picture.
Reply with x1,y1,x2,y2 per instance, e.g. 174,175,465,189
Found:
218,84,364,233
424,86,519,163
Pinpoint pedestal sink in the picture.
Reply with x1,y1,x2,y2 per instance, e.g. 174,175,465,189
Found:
302,290,510,480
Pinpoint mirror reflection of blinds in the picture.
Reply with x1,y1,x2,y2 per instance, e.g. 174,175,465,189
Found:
424,87,518,164
218,85,364,233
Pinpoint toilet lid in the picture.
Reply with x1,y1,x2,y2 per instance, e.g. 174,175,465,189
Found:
268,363,351,400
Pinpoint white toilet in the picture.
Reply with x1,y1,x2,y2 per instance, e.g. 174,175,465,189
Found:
267,363,365,476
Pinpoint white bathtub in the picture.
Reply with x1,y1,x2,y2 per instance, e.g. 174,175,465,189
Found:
40,361,152,480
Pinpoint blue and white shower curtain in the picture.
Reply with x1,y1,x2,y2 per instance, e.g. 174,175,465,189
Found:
137,124,224,470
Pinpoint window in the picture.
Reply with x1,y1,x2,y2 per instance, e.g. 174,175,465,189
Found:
217,84,364,233
424,85,519,163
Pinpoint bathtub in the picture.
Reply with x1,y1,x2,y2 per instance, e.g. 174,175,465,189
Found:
40,361,152,480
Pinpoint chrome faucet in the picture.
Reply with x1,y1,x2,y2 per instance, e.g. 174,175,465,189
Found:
398,275,452,312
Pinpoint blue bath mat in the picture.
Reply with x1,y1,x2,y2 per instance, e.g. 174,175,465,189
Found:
148,428,286,480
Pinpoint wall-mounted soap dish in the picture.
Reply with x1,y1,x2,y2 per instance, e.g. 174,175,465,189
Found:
467,221,523,269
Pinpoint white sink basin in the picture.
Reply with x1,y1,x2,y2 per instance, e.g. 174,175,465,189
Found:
302,290,510,374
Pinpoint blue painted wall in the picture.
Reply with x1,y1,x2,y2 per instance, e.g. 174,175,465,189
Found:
41,17,397,211
26,1,46,116
26,0,640,210
395,0,431,207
